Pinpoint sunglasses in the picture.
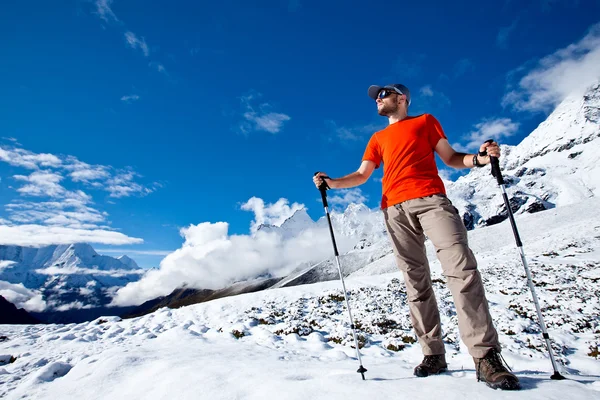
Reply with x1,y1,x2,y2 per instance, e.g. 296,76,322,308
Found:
377,89,402,99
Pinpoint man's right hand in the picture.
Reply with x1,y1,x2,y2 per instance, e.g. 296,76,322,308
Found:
313,172,330,190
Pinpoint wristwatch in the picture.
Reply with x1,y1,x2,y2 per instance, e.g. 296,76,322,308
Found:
473,154,485,168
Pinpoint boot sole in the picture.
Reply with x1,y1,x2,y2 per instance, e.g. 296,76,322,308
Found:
484,379,522,391
414,367,448,378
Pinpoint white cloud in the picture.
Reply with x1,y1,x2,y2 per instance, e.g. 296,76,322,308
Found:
245,112,290,134
326,188,367,209
0,260,16,271
0,144,154,245
125,31,149,57
35,265,143,276
149,62,168,75
66,159,110,183
62,157,154,198
111,194,386,307
1,146,156,201
241,197,305,233
0,225,143,246
454,58,475,77
0,280,47,312
0,146,62,169
326,121,382,142
239,93,290,134
95,0,119,23
14,171,65,197
121,94,140,103
96,249,173,256
420,85,434,97
437,168,456,184
414,86,451,110
497,20,518,48
503,22,600,113
106,171,155,198
111,218,346,306
55,301,91,312
6,192,104,229
461,118,520,151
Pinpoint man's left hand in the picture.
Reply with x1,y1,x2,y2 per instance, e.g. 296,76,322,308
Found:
479,141,501,164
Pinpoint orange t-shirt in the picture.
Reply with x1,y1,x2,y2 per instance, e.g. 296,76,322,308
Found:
362,114,447,209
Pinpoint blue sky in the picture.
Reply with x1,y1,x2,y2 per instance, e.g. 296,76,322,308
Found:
1,0,599,269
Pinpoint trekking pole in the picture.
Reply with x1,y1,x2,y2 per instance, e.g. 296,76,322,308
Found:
486,141,566,380
315,173,368,380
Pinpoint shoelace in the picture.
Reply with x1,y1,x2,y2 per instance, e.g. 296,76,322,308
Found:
476,351,512,382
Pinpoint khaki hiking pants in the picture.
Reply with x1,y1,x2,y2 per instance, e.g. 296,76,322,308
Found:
383,194,500,359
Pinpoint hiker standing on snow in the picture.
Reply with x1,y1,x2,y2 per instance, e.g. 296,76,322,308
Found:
313,84,520,391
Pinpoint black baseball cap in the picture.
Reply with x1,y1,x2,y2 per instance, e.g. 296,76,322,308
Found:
368,84,411,106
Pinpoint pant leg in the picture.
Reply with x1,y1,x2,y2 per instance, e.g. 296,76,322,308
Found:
383,203,445,355
411,194,500,358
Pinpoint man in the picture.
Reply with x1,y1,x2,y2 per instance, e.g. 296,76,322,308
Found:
313,84,520,391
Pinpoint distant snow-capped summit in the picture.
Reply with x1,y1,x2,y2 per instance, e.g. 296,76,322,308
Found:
256,204,386,244
256,208,316,239
117,255,140,270
0,243,143,314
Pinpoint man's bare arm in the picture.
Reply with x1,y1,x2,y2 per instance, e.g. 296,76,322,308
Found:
435,138,500,169
313,160,377,189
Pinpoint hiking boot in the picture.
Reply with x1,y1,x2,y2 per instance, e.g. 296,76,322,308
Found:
474,349,521,390
414,354,448,377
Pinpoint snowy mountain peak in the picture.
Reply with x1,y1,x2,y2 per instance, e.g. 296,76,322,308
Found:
52,243,99,266
0,244,143,312
117,255,139,270
280,208,314,230
343,202,371,217
256,208,316,238
505,81,600,170
446,82,600,229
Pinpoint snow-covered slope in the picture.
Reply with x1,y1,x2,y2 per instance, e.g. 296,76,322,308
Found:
1,198,598,399
0,244,143,312
447,82,600,228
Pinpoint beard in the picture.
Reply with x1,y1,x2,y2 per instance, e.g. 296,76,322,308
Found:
377,101,399,116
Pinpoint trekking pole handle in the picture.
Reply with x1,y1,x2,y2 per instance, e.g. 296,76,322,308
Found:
485,139,505,185
314,172,330,207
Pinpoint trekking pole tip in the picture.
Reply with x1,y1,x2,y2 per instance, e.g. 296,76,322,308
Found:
357,365,367,380
551,371,567,380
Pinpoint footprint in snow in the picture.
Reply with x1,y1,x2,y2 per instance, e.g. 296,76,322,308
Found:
35,362,72,383
182,320,195,330
450,370,469,378
284,374,313,381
